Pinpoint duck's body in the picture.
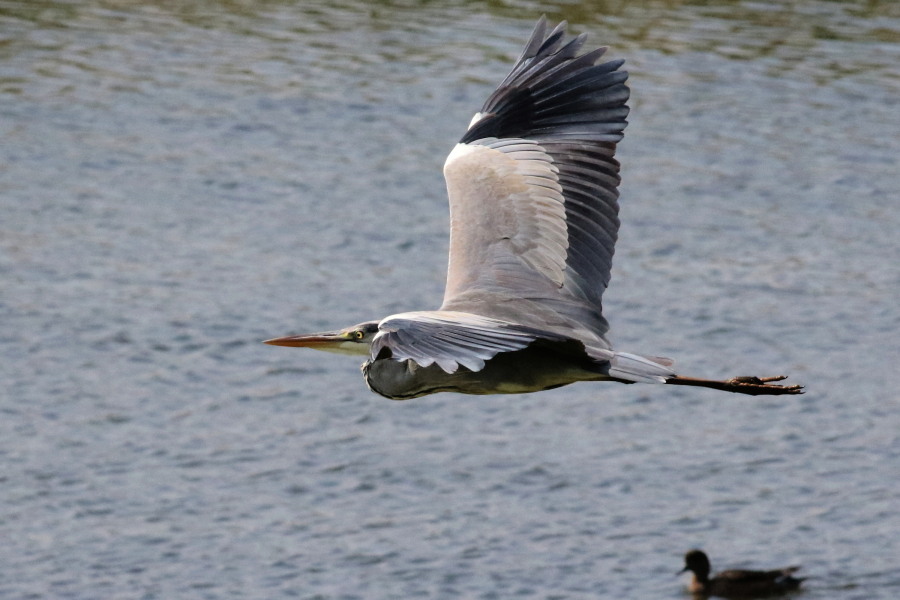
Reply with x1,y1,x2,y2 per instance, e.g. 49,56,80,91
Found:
681,549,805,598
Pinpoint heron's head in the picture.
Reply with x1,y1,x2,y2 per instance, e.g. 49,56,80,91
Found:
264,321,380,356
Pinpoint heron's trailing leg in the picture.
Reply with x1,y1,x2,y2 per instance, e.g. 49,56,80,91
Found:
664,374,804,396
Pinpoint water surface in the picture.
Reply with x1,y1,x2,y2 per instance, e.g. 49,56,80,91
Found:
2,1,899,598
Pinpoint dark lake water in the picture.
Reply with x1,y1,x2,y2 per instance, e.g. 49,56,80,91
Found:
2,1,899,598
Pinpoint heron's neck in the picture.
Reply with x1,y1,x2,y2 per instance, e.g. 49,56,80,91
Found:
314,341,372,356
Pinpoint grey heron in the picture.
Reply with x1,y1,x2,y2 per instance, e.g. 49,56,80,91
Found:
679,549,804,596
266,18,803,400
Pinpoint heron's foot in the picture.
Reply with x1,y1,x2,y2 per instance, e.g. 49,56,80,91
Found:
725,375,804,395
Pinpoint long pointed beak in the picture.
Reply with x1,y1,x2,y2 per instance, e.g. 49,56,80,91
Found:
263,331,347,348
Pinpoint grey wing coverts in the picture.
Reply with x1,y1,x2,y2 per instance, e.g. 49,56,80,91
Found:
372,311,570,374
441,18,629,342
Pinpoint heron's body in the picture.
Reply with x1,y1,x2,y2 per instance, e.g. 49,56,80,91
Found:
265,18,803,399
361,310,626,398
363,340,606,400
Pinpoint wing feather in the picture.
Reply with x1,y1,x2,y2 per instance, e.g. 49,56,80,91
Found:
442,139,570,293
441,18,629,344
373,311,568,374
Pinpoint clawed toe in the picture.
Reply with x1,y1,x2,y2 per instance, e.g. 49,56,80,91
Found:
729,375,786,385
725,375,804,395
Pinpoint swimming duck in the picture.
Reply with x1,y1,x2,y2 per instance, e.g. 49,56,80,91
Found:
680,549,805,597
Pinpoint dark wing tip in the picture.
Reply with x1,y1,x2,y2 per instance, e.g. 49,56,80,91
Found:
462,19,628,144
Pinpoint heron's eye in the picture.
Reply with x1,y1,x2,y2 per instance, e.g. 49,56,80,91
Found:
352,330,364,340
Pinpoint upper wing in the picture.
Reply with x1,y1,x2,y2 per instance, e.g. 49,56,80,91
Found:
440,18,629,339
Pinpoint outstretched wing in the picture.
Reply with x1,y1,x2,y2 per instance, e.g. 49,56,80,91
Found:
440,17,629,340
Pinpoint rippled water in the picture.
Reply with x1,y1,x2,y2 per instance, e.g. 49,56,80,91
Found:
2,1,899,598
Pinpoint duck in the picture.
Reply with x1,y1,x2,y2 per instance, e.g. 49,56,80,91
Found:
680,549,805,597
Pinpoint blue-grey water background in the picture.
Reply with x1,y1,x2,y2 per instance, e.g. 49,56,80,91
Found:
2,1,899,598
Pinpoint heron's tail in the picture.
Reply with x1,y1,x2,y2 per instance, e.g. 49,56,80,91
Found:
608,351,675,383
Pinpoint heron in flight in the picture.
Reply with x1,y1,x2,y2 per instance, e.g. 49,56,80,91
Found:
266,18,803,400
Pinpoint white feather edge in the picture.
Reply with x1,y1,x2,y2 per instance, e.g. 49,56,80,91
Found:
374,311,540,374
